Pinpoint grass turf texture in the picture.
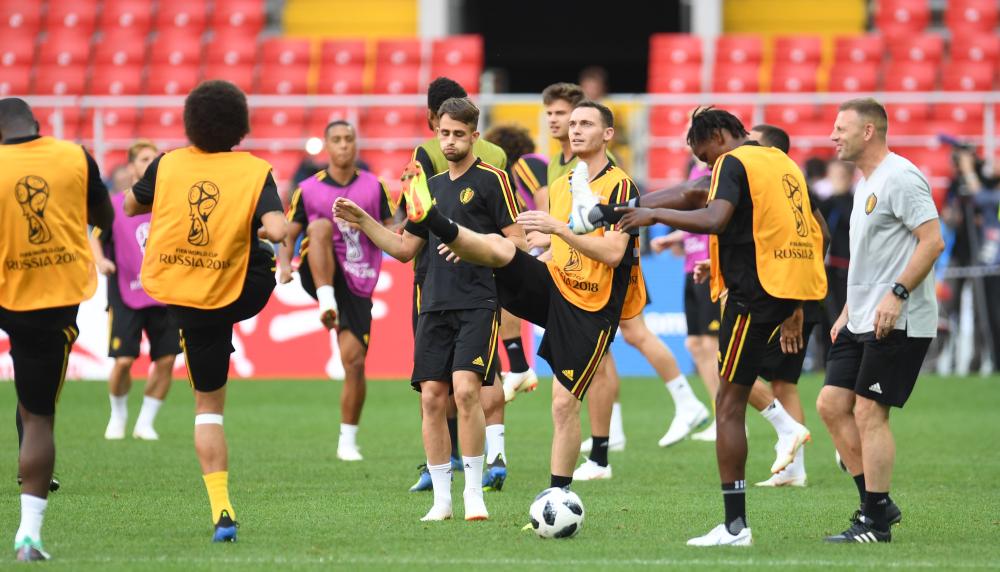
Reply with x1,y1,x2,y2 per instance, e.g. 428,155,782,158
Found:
1,374,998,570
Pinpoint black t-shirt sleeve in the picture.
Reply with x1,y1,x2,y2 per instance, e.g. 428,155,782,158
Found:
404,220,428,239
83,147,110,209
255,173,282,219
131,154,162,205
486,168,519,229
378,178,395,220
515,156,548,194
286,186,309,226
709,155,748,207
413,146,435,178
612,178,641,236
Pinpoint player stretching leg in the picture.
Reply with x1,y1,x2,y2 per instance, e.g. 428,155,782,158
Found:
125,81,287,542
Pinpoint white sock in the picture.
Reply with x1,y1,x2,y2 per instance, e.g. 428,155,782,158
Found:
462,455,484,495
761,399,800,436
109,394,128,422
134,396,162,429
484,425,505,465
427,461,452,508
610,402,625,443
665,375,698,410
15,494,47,544
316,285,336,312
339,423,358,449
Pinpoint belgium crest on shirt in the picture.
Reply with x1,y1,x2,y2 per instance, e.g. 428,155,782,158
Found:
865,193,877,215
459,188,475,204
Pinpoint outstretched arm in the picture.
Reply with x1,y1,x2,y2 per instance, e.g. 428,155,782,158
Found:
518,210,631,268
616,200,736,235
278,220,304,283
334,197,425,262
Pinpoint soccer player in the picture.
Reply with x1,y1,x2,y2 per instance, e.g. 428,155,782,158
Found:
277,120,394,462
608,107,827,546
337,97,523,521
340,100,642,494
90,139,179,441
0,97,114,561
124,80,287,542
818,98,944,543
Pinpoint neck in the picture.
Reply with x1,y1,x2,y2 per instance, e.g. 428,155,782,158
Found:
0,128,36,143
578,149,609,179
558,138,572,160
327,163,355,184
448,152,477,179
855,143,889,179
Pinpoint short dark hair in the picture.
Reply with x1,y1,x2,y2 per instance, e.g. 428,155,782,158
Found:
184,80,249,152
839,97,888,138
127,139,157,163
483,124,535,164
427,77,468,116
437,97,479,129
324,119,353,137
542,82,584,106
751,124,790,154
574,99,614,128
686,106,748,148
0,97,37,133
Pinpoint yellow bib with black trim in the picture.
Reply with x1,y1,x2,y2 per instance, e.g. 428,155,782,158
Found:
708,145,827,302
141,147,271,309
0,137,95,311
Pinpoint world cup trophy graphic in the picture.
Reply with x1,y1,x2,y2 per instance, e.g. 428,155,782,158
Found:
14,175,52,245
187,180,219,246
337,219,364,262
782,174,809,238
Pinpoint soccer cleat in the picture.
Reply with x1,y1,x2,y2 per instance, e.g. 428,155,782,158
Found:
755,468,807,487
580,436,626,453
212,510,238,543
658,403,710,447
450,456,463,471
132,425,159,441
502,369,539,402
320,308,339,331
400,161,433,223
336,443,363,462
852,500,902,527
771,424,811,474
104,417,126,440
691,420,717,442
568,161,599,235
572,459,612,481
420,503,453,522
409,464,433,492
14,538,50,562
835,450,848,472
463,491,489,521
824,514,891,543
686,524,753,547
482,460,507,492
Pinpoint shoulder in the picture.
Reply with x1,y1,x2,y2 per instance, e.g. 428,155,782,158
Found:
427,170,449,189
474,161,511,188
887,154,930,191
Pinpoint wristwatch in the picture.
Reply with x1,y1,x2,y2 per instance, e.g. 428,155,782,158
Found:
891,282,909,300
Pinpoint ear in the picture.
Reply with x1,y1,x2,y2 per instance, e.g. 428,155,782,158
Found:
863,123,875,142
603,126,614,142
472,130,480,142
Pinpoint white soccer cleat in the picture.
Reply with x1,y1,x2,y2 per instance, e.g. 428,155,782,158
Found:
835,449,848,472
770,424,811,474
336,444,364,462
691,420,717,442
568,161,599,235
686,524,753,547
658,402,710,447
104,418,126,440
463,491,489,521
579,436,626,453
502,369,539,402
132,425,159,441
420,503,453,522
572,459,613,481
755,470,807,488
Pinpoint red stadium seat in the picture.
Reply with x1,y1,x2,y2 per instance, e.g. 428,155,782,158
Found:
942,62,995,91
883,63,937,91
46,0,99,34
764,104,820,126
649,34,702,66
888,34,944,63
253,150,303,184
307,107,361,136
712,64,760,93
81,107,139,140
361,148,413,187
360,106,423,139
885,103,931,135
373,65,421,94
35,107,82,139
155,0,208,34
0,0,42,33
833,35,885,64
649,105,694,137
723,104,756,128
874,0,930,37
93,31,148,67
139,107,186,140
319,39,366,68
145,64,200,95
715,35,764,65
255,64,309,94
1,31,36,68
149,30,204,68
773,35,822,65
432,35,483,68
648,147,692,184
950,34,999,64
250,107,307,138
828,63,879,92
932,103,985,136
648,65,702,93
945,0,998,35
260,38,311,67
33,65,87,95
88,65,143,95
202,63,255,92
375,39,422,67
0,67,30,96
897,145,953,181
205,33,258,66
316,65,365,94
429,63,480,93
210,0,265,35
38,32,93,67
770,64,818,92
100,0,153,35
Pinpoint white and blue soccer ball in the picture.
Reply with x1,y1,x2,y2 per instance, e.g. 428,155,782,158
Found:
529,487,585,539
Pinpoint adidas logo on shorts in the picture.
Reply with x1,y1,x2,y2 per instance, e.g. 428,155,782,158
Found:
868,382,883,394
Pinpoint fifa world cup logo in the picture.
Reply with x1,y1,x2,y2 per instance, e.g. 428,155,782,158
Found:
14,175,52,245
337,219,364,262
135,222,151,255
782,174,809,238
187,181,219,246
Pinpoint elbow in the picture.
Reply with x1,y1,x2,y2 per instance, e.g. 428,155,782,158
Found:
933,236,946,257
605,252,625,268
122,201,137,217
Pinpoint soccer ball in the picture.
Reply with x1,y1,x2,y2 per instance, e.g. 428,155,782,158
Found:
529,487,585,539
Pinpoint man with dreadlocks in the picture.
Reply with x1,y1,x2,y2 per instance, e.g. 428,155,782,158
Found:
595,107,827,546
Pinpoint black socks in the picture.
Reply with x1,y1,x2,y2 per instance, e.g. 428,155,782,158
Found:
503,337,528,373
722,480,747,535
589,436,609,467
853,473,866,503
550,474,572,489
864,491,890,531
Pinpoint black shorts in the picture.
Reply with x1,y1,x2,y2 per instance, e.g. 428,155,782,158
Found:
824,328,932,408
684,272,720,336
718,297,793,386
299,253,374,349
759,321,817,384
411,308,500,388
108,286,180,359
494,249,617,401
411,281,423,334
0,305,79,416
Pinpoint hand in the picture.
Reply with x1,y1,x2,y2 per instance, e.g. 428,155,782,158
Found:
95,258,116,275
614,206,657,232
830,310,848,343
957,150,977,174
333,197,365,225
692,260,711,284
779,307,805,354
650,235,671,254
516,210,567,235
526,230,551,251
437,242,461,263
873,291,903,340
278,266,293,284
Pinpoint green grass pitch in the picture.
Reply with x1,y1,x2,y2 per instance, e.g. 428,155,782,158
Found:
1,374,998,570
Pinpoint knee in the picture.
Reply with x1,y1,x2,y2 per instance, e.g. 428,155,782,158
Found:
420,388,447,416
684,336,700,355
153,355,175,369
816,390,846,422
307,218,333,240
341,347,366,377
551,392,580,426
452,382,480,411
853,399,887,433
114,357,135,369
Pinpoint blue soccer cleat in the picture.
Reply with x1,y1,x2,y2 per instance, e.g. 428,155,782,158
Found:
450,456,462,471
482,460,507,492
409,464,433,492
212,510,238,543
